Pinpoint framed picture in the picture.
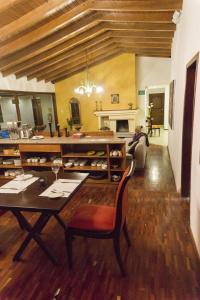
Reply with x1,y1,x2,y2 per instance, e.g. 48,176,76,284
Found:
169,80,175,129
111,94,119,104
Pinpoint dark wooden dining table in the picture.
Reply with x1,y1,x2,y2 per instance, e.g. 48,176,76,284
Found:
0,171,88,264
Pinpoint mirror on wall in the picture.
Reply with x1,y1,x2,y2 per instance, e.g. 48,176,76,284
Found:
0,104,3,124
0,92,57,132
69,97,81,127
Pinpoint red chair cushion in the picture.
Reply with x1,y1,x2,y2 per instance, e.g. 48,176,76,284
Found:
0,210,5,217
68,204,116,231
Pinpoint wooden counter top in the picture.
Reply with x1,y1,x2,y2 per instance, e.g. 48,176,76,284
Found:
0,136,125,145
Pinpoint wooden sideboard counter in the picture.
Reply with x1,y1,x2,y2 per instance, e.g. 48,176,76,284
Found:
0,136,126,183
0,136,125,145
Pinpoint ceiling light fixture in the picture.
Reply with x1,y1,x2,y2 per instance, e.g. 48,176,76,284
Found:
74,52,103,97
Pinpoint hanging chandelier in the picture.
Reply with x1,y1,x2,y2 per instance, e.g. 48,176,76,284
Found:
74,53,103,97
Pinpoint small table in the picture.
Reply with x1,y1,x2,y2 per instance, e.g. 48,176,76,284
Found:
0,171,88,263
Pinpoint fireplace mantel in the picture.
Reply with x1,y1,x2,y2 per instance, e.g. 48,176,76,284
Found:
94,109,138,117
94,109,138,133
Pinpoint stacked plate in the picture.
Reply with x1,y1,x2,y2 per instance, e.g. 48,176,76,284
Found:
91,159,107,169
64,159,88,167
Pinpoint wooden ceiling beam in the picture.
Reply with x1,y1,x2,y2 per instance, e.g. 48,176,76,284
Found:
1,24,106,74
100,11,173,23
0,10,174,58
0,13,100,68
111,30,174,38
121,47,171,56
113,37,172,44
26,39,115,80
0,22,174,73
0,0,93,57
15,35,171,79
46,45,120,82
0,0,180,44
37,43,118,82
0,0,26,14
0,0,78,43
28,39,172,81
40,39,171,80
117,41,171,49
92,0,182,12
51,49,122,83
0,0,180,81
110,31,172,41
14,32,111,79
104,21,175,31
136,53,170,58
119,46,171,53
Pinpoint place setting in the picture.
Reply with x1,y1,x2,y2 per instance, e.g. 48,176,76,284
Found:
39,162,85,199
0,173,39,194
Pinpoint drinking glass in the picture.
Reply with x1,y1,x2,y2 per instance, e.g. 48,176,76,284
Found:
51,163,60,182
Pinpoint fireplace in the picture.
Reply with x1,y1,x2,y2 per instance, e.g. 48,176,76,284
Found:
94,109,138,136
116,120,129,132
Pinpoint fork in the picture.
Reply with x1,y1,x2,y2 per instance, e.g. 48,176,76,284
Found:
52,189,70,194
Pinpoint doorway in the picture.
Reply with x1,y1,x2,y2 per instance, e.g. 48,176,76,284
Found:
149,93,165,125
181,54,199,197
32,97,44,127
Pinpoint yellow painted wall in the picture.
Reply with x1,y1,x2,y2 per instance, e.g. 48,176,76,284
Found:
55,53,136,131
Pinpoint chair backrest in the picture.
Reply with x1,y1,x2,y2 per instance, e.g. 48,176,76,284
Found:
114,159,136,232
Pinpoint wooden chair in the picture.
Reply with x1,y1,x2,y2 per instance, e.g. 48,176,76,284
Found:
0,210,5,217
65,160,136,276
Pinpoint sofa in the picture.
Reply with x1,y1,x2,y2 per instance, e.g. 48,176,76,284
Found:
126,136,147,169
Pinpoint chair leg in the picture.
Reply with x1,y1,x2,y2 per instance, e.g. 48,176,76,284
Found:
123,221,131,247
113,237,126,276
65,230,73,269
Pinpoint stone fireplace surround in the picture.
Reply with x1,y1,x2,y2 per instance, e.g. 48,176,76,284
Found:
94,109,138,137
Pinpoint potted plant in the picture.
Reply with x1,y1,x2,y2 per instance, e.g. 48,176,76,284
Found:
67,118,73,131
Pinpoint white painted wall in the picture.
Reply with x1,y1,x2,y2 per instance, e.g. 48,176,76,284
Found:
136,57,171,128
0,72,55,93
168,0,200,256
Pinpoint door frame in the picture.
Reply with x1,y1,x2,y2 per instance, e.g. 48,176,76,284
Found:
181,52,199,197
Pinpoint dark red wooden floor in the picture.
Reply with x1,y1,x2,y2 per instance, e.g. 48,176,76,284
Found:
0,145,199,300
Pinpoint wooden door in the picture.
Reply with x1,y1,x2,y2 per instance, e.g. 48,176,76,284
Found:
149,93,164,125
181,55,198,197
